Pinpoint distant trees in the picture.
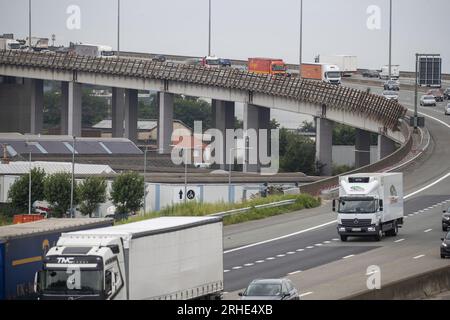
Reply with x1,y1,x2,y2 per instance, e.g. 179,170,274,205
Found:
279,128,317,175
110,172,144,215
78,177,108,217
8,168,46,213
44,172,78,217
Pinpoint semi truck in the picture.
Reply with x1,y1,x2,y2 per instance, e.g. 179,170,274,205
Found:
248,58,287,75
0,218,113,300
333,173,404,241
73,44,115,58
34,216,224,300
319,55,357,77
301,63,341,85
0,38,21,51
379,65,400,80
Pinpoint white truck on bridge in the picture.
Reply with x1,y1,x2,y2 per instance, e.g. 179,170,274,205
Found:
319,55,357,77
333,173,404,241
35,216,224,300
0,38,21,51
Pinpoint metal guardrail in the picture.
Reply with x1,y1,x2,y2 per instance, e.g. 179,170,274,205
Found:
209,199,296,218
0,50,406,130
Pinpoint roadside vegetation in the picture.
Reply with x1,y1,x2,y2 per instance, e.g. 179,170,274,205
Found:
118,193,321,226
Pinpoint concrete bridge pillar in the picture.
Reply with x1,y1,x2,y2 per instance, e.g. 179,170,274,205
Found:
124,89,138,143
378,135,396,160
212,99,235,169
355,128,371,168
68,82,82,137
30,79,43,134
315,117,333,176
158,92,174,154
243,104,270,173
112,88,125,138
60,82,69,135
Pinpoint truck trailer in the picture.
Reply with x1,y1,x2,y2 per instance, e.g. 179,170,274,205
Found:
333,173,404,241
35,216,224,300
301,63,341,85
0,38,21,51
0,218,113,300
379,65,400,80
319,55,357,77
248,58,287,75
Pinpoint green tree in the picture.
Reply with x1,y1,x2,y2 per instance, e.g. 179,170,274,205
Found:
333,124,356,145
299,120,315,133
110,172,144,214
44,172,78,217
279,129,317,175
78,177,107,217
7,168,46,213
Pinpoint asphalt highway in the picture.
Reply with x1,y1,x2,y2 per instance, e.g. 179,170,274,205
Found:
222,81,450,299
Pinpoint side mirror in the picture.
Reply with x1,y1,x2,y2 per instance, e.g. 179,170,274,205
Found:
379,199,383,211
34,271,41,294
332,199,336,212
443,210,447,213
238,292,244,297
441,238,444,241
282,292,290,298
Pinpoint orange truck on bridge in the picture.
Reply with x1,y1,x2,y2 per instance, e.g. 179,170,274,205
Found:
248,58,287,75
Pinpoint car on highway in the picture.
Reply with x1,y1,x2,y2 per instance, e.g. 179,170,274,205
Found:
384,79,400,91
445,103,450,116
427,89,444,102
194,162,211,169
219,58,232,67
440,231,450,258
444,88,450,100
420,95,437,106
442,207,450,230
382,90,399,101
362,69,380,78
152,54,166,63
239,278,299,300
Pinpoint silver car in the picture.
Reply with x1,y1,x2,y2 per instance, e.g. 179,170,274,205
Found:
382,90,399,101
420,95,436,106
239,278,300,300
445,103,450,116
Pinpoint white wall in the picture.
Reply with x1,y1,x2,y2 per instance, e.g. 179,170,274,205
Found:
332,145,378,167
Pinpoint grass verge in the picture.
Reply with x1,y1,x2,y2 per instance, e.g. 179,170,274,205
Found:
118,193,321,226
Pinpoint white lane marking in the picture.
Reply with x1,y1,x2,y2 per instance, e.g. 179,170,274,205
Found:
408,214,413,216
424,229,432,233
288,270,302,275
224,270,230,273
413,254,425,259
404,172,450,200
306,246,314,249
276,254,286,257
232,266,242,270
287,251,296,255
411,109,450,129
244,263,254,267
299,291,313,298
423,208,429,211
342,254,355,259
224,220,337,254
332,238,340,241
296,249,305,252
266,257,275,260
223,292,228,295
323,241,331,244
394,238,405,243
255,260,265,264
315,243,323,246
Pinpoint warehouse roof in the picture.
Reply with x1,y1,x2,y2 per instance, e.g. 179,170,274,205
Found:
0,161,115,175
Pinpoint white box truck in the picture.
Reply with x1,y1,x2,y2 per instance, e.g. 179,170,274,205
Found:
301,63,342,85
379,65,400,79
333,173,404,241
319,55,357,77
0,38,21,50
35,216,224,300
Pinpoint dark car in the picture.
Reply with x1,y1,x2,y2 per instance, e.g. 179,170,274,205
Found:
362,69,380,78
239,278,299,300
219,58,232,67
442,207,450,231
444,88,450,100
440,232,450,258
384,79,400,91
427,89,444,102
152,55,166,63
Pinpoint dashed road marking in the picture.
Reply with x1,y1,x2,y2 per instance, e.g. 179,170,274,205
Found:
299,291,313,298
287,251,296,255
276,254,286,258
332,238,340,241
306,246,314,249
424,229,432,233
296,249,304,252
266,257,275,260
323,241,331,244
394,238,405,243
232,266,242,270
224,270,230,273
342,254,355,259
255,260,265,264
413,254,425,259
244,263,254,267
288,270,302,275
315,243,323,246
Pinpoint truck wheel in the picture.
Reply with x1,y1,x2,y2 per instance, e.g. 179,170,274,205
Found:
443,226,447,232
386,221,398,236
340,235,348,242
441,254,446,259
374,228,383,241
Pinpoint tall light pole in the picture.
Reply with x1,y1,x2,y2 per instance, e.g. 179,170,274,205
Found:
184,148,188,204
70,136,76,218
388,0,392,79
299,0,303,78
208,0,212,56
117,0,120,58
228,147,250,202
28,0,32,50
143,145,148,215
26,141,39,215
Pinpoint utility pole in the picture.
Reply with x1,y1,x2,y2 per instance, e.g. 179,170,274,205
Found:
388,0,392,79
70,136,76,218
299,0,303,78
117,0,120,58
208,0,212,56
28,0,32,50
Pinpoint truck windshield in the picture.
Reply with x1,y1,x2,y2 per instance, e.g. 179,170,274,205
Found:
272,64,286,72
41,270,103,294
101,51,115,57
338,199,377,213
326,72,341,79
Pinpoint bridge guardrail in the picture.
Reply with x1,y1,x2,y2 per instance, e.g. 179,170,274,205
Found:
209,199,296,218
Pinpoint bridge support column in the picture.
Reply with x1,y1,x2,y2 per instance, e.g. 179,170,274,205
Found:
30,79,43,134
243,104,270,173
355,128,371,168
158,92,174,154
124,89,138,143
60,82,69,135
68,82,82,137
212,99,235,169
378,135,396,160
112,88,125,137
315,117,333,176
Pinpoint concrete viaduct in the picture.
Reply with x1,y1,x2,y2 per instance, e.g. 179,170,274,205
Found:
0,51,407,175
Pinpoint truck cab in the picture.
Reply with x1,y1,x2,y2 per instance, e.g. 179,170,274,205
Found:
322,64,341,85
35,235,126,300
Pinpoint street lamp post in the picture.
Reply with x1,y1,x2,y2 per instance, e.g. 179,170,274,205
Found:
70,136,76,218
28,0,32,50
228,147,251,203
299,0,303,78
117,0,120,58
28,148,32,215
388,0,392,79
208,0,212,56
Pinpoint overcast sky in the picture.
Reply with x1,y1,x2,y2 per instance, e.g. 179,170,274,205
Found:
1,0,449,72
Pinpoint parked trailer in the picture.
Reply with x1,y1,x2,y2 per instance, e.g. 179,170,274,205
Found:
36,216,224,300
0,218,113,300
319,55,357,77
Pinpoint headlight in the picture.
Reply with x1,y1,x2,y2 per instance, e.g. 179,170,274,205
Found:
339,227,345,232
442,243,447,247
444,216,450,221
